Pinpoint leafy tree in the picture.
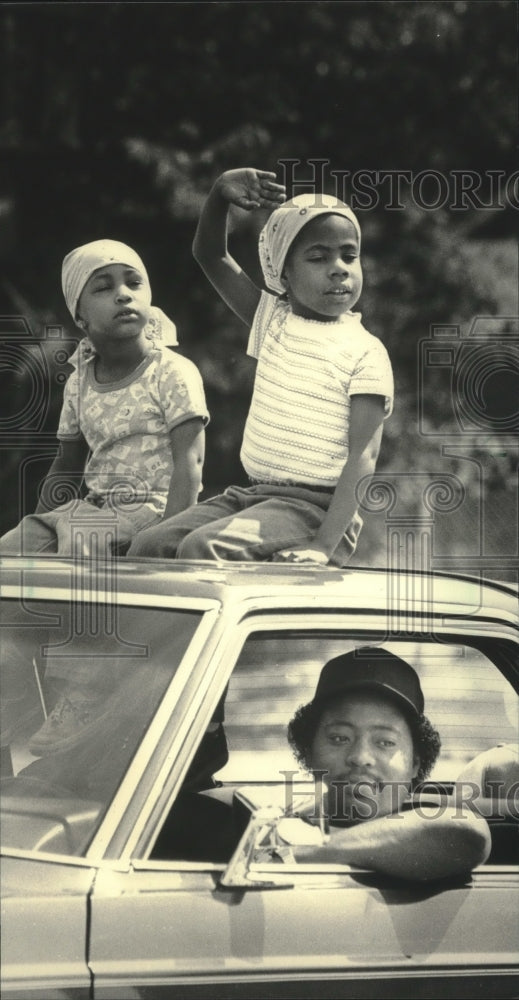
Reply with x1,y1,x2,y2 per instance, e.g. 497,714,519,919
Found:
0,1,516,568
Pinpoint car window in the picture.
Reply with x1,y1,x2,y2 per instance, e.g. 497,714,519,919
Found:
150,629,518,867
0,598,203,856
219,633,518,784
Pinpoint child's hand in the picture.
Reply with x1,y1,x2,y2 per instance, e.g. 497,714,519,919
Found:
216,169,286,211
273,546,330,565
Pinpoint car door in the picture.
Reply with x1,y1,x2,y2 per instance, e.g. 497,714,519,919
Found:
88,855,519,999
1,855,94,999
88,615,519,998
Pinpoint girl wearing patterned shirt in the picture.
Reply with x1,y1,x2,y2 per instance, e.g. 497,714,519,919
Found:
129,169,393,566
0,239,209,559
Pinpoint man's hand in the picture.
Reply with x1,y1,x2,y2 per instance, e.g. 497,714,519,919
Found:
216,168,286,211
273,546,330,565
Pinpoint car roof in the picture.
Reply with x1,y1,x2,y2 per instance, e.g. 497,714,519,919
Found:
1,556,517,625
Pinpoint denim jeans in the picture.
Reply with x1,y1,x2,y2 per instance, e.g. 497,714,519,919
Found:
0,497,162,557
128,483,362,566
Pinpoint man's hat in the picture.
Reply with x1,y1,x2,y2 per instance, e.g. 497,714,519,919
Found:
313,648,424,719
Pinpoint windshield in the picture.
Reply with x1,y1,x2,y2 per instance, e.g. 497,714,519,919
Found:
1,597,202,855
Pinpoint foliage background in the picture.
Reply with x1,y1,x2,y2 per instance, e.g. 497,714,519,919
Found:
1,0,517,576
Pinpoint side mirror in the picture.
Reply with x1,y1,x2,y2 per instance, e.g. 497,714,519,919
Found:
218,803,292,890
218,792,329,891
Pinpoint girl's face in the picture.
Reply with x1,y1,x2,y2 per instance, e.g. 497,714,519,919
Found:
76,263,152,343
283,215,362,322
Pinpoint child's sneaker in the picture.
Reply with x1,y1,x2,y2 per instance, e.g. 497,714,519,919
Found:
28,687,104,755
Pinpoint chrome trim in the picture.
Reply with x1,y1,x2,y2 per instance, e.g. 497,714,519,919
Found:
85,606,221,861
0,583,220,612
0,847,99,868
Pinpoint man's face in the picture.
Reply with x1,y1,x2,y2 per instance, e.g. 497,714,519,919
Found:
310,691,419,821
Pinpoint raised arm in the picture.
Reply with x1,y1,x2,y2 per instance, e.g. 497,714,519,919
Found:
35,436,89,514
192,168,285,327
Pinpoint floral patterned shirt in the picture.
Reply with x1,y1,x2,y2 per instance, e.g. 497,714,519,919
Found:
58,346,209,514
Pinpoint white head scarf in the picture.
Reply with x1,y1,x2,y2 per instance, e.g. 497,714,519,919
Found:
258,194,361,296
61,239,178,348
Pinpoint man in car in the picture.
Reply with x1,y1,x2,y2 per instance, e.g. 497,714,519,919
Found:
283,648,492,880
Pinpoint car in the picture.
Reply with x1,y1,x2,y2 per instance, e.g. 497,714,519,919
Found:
1,555,518,999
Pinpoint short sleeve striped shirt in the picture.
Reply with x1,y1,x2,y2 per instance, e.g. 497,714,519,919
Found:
240,292,393,486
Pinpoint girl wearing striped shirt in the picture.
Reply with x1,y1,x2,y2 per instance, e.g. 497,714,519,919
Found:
129,169,393,566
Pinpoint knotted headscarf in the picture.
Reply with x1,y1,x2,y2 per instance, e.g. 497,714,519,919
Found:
258,194,361,296
61,239,178,349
